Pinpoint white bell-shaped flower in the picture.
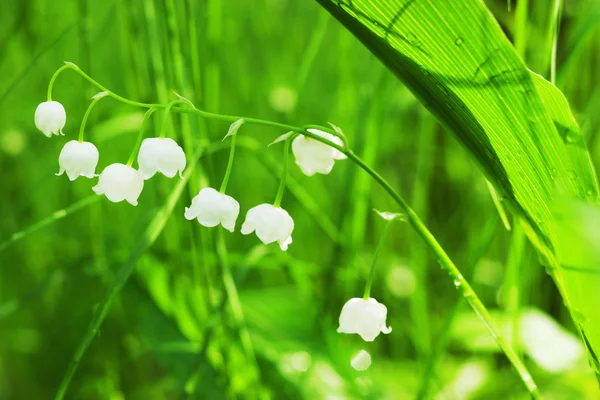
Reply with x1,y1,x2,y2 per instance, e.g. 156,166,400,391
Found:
184,187,240,232
35,101,66,137
292,129,347,176
92,163,144,206
137,137,186,179
56,140,99,181
241,204,294,251
337,297,392,342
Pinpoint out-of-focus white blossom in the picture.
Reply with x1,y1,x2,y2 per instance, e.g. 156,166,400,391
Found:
184,187,240,232
337,297,391,342
519,309,584,373
56,140,99,181
291,129,346,176
35,101,66,137
137,137,186,179
350,350,372,371
241,204,294,251
92,163,144,206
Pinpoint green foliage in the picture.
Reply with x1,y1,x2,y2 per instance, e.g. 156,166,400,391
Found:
316,0,600,380
1,0,599,399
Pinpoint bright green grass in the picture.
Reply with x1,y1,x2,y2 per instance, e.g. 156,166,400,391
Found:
0,0,599,399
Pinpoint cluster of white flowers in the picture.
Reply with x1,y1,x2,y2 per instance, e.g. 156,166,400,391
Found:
36,94,391,368
185,190,295,250
35,100,186,207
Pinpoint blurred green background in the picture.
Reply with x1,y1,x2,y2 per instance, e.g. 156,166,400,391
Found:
1,0,599,398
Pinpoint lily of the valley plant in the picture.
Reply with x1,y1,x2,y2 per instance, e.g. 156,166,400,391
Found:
36,63,401,375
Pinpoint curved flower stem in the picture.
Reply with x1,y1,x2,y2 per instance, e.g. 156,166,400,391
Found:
346,151,539,398
363,220,394,299
158,99,191,139
47,64,72,101
78,92,109,142
219,134,237,194
48,62,162,108
126,108,157,167
273,137,291,207
48,64,538,397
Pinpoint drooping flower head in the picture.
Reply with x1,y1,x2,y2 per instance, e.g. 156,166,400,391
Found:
241,204,294,251
337,297,392,342
35,101,66,137
92,163,144,206
56,140,99,181
137,137,186,180
185,187,240,232
291,128,347,176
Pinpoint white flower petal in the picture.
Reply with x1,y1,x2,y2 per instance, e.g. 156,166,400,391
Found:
35,101,66,137
241,204,294,251
185,187,240,232
92,163,144,206
292,129,346,176
138,137,186,180
337,297,391,342
56,140,99,181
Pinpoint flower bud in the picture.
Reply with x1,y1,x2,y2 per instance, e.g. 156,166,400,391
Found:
241,204,294,251
291,129,347,176
56,140,99,181
137,137,186,180
92,163,144,206
185,187,240,232
35,101,66,137
337,297,392,342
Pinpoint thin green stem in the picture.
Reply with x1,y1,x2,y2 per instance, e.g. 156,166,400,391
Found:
363,220,393,299
549,0,563,84
159,99,190,139
127,108,157,167
273,137,291,207
78,92,108,142
49,63,162,108
0,196,99,254
47,64,72,101
344,151,539,398
219,134,236,193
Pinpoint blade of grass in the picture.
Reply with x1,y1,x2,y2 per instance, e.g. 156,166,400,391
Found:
315,0,599,383
0,196,99,254
416,216,499,400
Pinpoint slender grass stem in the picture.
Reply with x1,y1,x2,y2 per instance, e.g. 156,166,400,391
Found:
416,217,499,400
215,228,262,395
345,152,539,398
126,108,157,167
0,196,99,254
549,0,563,84
219,134,236,193
273,138,291,207
78,91,108,142
159,99,191,139
363,220,393,299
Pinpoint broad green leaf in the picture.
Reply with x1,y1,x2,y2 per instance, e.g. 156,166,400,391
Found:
316,0,599,374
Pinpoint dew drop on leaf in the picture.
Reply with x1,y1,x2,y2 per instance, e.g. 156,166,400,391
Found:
454,37,464,46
